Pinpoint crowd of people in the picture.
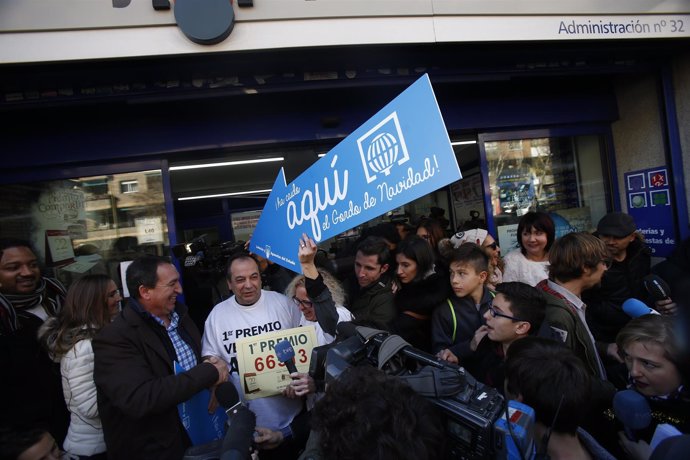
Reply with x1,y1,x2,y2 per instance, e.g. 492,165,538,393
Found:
1,208,688,460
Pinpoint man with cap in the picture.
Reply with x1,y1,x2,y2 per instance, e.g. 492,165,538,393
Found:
583,212,674,347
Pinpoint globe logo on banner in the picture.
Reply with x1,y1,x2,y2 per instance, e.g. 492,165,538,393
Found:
358,112,410,184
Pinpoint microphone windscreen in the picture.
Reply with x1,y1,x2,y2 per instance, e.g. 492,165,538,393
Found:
622,298,660,318
336,321,358,339
216,382,240,409
274,340,295,364
643,274,671,301
221,406,255,459
613,390,652,430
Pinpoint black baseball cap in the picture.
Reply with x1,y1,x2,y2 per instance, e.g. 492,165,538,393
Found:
597,212,636,237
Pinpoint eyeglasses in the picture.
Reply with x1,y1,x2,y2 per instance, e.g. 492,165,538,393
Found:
419,234,431,240
292,296,313,308
484,242,499,250
107,289,121,298
488,305,524,322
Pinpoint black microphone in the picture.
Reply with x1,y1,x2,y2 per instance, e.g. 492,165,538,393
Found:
643,274,672,301
215,382,241,416
613,389,652,441
216,382,256,460
220,407,255,460
274,340,298,374
335,321,358,340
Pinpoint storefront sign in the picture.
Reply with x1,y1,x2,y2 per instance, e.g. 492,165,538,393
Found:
624,167,677,257
250,74,461,270
235,326,316,400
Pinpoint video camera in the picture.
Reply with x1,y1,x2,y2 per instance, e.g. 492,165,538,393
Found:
171,235,247,285
309,326,536,460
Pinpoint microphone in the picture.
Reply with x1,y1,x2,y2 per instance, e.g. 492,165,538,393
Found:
274,340,298,374
216,382,242,416
335,321,358,339
622,298,661,318
643,274,671,301
220,405,255,460
613,390,652,441
216,382,256,460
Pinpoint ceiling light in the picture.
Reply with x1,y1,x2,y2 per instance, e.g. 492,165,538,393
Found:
451,140,477,146
178,188,272,201
170,157,284,171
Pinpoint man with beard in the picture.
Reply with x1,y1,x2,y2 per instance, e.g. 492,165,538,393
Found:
0,238,69,445
584,212,675,344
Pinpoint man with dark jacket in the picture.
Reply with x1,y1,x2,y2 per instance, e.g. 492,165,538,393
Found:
343,236,396,329
93,255,227,460
583,212,665,343
0,238,69,446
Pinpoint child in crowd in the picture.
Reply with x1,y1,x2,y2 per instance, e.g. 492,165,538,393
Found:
462,282,546,388
504,337,616,460
432,244,493,363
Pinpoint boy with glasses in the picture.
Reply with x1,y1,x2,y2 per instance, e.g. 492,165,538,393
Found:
431,244,493,364
461,282,546,388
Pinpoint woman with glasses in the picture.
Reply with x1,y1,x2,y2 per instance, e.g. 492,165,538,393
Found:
40,274,122,460
390,235,450,352
502,212,555,286
283,236,352,407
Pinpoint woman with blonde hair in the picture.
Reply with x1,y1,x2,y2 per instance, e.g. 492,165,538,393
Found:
283,235,352,406
615,314,689,456
40,274,122,459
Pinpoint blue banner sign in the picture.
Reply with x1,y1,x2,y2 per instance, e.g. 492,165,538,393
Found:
250,74,461,270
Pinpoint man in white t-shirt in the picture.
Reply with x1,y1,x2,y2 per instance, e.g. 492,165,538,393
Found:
202,253,303,458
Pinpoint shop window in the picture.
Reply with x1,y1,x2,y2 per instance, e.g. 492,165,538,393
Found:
485,134,609,251
0,170,168,290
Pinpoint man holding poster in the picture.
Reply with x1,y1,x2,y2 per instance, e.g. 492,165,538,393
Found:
202,253,305,458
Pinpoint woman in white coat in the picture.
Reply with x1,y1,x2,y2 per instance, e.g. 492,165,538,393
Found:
40,274,121,459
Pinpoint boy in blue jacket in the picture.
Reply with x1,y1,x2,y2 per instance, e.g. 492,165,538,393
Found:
432,243,493,363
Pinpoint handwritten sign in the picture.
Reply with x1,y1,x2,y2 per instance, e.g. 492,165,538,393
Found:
235,326,316,400
250,74,461,270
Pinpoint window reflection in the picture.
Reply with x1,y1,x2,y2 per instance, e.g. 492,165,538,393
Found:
486,135,609,250
0,170,168,290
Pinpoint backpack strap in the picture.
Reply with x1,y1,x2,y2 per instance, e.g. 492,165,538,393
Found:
447,298,457,342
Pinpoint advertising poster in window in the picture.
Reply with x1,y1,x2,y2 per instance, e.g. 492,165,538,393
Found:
624,166,676,257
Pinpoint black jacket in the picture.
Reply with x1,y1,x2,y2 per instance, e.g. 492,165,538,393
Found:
389,272,450,352
583,238,651,343
93,300,218,460
431,286,494,359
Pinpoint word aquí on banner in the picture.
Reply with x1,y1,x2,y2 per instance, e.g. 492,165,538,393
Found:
285,155,349,242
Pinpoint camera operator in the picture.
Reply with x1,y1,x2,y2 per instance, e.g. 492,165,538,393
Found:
298,365,446,460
